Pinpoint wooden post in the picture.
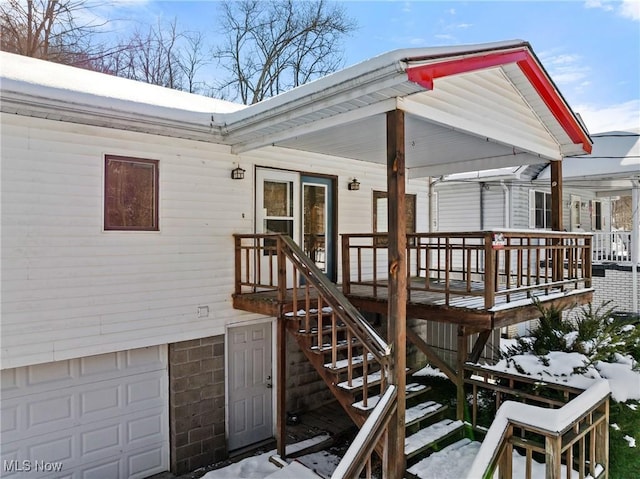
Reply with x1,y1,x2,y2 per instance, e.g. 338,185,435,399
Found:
545,435,562,479
456,326,468,421
550,160,564,282
341,234,351,295
595,400,610,478
385,109,407,479
484,233,496,309
276,239,287,459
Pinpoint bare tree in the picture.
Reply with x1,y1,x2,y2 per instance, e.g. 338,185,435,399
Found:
0,0,109,67
178,30,209,94
103,18,212,93
212,0,356,104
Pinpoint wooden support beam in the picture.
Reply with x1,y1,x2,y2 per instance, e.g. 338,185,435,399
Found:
385,109,407,479
456,326,468,421
469,329,492,364
276,313,286,460
276,241,287,460
406,328,457,383
550,160,564,282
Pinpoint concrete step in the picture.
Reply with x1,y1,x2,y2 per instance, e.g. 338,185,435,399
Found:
406,438,481,479
405,418,464,460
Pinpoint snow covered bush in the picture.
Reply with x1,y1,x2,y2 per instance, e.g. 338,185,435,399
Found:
501,300,639,373
498,301,639,478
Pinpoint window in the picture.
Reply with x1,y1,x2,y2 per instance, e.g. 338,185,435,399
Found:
592,200,603,231
373,191,416,245
530,190,551,229
104,155,159,231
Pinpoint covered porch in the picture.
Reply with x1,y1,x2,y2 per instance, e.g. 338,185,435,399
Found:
222,40,593,478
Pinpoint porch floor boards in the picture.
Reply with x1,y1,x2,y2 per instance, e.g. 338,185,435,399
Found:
233,277,592,329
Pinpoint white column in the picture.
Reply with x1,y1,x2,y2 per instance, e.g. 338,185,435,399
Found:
631,180,639,313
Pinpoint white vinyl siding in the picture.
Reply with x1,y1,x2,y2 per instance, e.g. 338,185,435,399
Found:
1,113,429,368
434,183,481,231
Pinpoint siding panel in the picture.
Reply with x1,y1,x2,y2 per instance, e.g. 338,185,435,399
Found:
1,113,429,368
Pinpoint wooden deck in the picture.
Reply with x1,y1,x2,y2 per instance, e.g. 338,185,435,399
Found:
233,231,593,332
232,277,593,332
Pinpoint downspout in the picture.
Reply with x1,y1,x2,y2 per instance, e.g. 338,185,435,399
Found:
500,181,510,228
480,183,485,230
632,180,639,314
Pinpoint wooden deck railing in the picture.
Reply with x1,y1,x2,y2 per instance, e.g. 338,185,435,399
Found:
342,230,592,310
469,377,610,479
464,364,585,431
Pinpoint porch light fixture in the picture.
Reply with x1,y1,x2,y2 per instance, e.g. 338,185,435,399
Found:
348,178,360,191
231,165,245,180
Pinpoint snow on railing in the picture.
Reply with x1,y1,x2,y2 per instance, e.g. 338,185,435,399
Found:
469,380,611,479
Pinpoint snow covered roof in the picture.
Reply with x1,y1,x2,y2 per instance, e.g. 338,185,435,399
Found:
0,51,244,142
1,40,592,177
536,129,640,193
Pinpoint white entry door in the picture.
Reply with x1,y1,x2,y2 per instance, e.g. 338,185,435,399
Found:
227,322,273,451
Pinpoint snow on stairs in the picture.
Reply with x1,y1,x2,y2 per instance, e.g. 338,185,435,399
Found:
406,438,481,479
405,418,465,461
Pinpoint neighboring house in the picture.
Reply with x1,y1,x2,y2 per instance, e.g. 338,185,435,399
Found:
434,129,639,337
1,39,599,479
538,129,640,317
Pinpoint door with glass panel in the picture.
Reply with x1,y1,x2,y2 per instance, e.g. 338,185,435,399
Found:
256,169,300,287
302,175,335,281
256,168,335,284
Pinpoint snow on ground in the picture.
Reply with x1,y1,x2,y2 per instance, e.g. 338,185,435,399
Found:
623,435,637,448
483,350,640,403
202,436,335,479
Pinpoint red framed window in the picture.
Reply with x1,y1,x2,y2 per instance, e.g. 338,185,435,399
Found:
104,155,159,231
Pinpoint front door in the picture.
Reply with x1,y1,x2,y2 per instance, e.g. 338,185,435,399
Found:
227,322,273,451
302,175,335,281
256,168,336,282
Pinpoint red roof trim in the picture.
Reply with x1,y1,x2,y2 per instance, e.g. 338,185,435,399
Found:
406,49,592,154
516,58,592,154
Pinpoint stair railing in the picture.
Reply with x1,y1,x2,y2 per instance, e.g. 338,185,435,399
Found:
331,385,397,479
277,234,390,362
469,380,610,479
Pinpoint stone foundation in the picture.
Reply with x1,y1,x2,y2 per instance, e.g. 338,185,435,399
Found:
168,336,226,474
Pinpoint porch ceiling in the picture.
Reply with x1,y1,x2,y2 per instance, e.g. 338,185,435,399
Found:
222,40,591,178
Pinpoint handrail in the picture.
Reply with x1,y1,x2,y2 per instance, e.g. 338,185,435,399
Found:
342,230,592,310
469,380,611,479
278,234,390,360
331,385,398,479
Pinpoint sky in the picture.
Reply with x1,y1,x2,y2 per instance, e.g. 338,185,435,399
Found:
97,0,640,134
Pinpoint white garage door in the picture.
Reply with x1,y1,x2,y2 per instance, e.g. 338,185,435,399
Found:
1,346,168,478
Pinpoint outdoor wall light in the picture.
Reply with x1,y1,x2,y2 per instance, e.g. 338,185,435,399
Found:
231,166,246,180
348,178,360,191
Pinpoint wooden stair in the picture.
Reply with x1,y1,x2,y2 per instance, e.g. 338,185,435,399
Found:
285,307,466,471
